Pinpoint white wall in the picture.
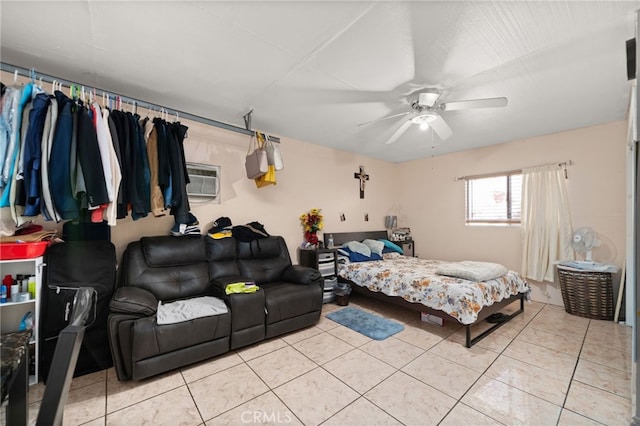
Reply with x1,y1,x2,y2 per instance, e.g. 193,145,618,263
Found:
114,117,627,308
4,70,627,308
397,121,627,306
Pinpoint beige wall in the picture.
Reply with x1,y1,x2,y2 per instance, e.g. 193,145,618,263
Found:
397,121,627,306
109,117,400,262
113,119,629,307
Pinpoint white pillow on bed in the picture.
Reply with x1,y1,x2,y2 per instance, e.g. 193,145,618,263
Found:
362,239,384,256
436,261,508,281
344,241,371,257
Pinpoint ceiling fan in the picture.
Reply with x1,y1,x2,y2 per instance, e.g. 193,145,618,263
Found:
361,89,508,145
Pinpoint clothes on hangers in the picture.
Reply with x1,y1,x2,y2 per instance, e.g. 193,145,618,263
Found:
154,117,172,210
144,118,166,217
22,91,50,218
129,112,150,220
49,90,78,220
167,120,190,224
92,102,121,226
0,77,193,234
1,83,32,209
108,109,130,219
40,94,60,222
0,85,18,188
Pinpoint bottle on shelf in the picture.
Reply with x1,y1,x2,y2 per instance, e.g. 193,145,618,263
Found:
28,276,36,299
328,234,334,248
3,274,13,300
1,284,6,303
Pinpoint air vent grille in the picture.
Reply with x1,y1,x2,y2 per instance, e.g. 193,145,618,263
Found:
185,163,220,201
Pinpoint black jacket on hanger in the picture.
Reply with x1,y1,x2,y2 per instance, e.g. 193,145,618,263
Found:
76,104,108,208
167,121,190,224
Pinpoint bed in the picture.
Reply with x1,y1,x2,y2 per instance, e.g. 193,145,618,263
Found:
325,231,530,347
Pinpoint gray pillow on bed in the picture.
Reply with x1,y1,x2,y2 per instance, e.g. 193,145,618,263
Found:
436,261,508,281
362,239,385,256
344,241,371,257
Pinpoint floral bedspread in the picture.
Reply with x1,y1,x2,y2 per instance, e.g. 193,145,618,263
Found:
338,253,529,325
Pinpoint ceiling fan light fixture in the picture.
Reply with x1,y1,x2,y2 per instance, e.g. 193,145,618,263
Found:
419,122,429,130
411,112,439,126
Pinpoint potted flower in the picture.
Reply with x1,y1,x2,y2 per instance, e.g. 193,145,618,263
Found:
299,208,323,248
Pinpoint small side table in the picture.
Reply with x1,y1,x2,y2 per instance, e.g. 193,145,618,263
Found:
557,266,614,320
1,329,32,425
298,248,338,303
397,240,415,257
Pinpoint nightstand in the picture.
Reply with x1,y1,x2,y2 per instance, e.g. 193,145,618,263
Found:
298,248,338,303
397,240,415,257
556,265,614,320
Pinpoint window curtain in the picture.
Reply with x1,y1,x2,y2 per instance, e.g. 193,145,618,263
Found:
521,164,574,282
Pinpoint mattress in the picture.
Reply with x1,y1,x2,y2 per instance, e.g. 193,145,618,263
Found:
338,253,529,325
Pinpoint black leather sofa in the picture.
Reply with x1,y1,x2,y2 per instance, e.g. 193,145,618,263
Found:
107,235,323,381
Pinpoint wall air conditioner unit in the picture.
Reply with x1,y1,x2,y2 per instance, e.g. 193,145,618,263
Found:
185,163,220,202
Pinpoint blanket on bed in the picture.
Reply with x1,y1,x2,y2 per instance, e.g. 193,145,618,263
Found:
338,253,529,325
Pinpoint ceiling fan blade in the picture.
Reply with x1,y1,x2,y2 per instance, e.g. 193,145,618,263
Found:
385,120,413,145
429,115,453,140
440,97,508,111
358,111,411,127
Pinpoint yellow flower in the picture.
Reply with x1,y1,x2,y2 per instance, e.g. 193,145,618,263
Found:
299,208,324,233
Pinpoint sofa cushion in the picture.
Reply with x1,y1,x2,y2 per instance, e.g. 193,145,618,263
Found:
122,241,211,301
261,282,322,324
237,236,288,260
205,237,240,279
237,237,291,283
141,236,206,267
131,312,231,362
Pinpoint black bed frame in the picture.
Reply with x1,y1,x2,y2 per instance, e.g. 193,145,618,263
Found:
324,230,525,348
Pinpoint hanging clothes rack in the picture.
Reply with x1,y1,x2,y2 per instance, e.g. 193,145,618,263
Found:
1,62,280,143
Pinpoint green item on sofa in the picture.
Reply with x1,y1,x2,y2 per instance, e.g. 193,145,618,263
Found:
225,282,260,295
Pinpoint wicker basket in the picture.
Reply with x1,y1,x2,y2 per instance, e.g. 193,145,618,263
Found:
557,266,613,320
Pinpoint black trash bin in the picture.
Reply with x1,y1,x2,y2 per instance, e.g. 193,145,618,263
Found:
333,282,352,306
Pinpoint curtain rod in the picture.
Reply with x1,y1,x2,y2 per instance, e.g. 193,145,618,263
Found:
0,62,280,143
454,160,573,182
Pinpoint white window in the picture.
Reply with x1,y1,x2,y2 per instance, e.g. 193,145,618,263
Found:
466,173,522,224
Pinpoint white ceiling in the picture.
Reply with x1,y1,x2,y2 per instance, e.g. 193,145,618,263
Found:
1,1,639,163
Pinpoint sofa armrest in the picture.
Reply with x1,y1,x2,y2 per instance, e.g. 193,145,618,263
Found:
110,287,157,316
282,265,322,285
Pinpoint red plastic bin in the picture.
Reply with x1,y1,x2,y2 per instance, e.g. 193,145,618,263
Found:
0,242,49,260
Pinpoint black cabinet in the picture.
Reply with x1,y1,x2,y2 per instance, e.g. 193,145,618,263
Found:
397,240,415,257
299,248,337,303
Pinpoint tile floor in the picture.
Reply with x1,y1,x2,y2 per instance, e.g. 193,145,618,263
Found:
12,294,635,425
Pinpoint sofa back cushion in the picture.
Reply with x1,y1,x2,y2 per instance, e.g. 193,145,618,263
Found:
141,236,206,266
205,237,240,279
121,237,210,301
237,236,291,283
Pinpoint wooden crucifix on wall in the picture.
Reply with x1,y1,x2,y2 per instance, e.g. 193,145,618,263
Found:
354,165,369,199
